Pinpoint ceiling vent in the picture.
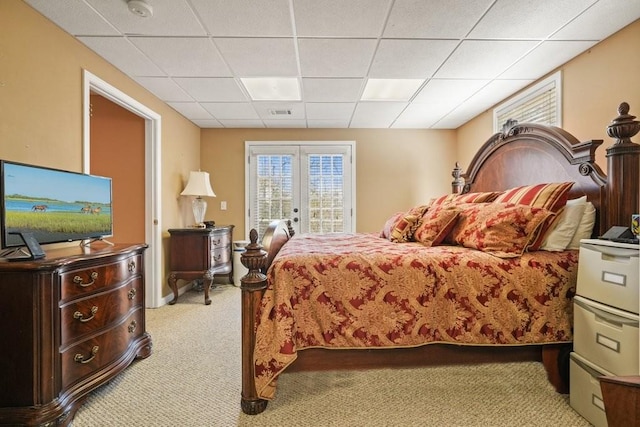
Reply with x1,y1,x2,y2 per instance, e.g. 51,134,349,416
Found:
269,109,292,116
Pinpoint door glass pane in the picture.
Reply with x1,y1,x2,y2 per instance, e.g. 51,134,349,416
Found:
254,154,293,237
306,154,344,233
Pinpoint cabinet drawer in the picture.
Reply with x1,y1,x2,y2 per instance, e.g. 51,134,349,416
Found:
61,308,145,389
569,352,612,427
60,278,144,346
211,245,231,266
60,254,143,301
209,231,231,249
577,240,639,314
573,295,639,376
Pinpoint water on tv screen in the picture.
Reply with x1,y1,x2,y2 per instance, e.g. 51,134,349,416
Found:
1,161,113,248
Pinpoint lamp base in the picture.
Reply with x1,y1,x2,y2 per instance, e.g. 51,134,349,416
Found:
192,197,207,228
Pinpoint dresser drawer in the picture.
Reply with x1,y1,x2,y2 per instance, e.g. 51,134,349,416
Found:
60,254,143,301
577,240,639,314
569,352,612,427
60,278,144,346
61,308,145,389
209,231,231,249
573,295,639,376
211,245,231,266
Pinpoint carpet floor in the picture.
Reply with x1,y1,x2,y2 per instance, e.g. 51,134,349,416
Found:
72,284,592,426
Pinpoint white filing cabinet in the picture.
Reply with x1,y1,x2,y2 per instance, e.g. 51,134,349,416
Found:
570,239,639,427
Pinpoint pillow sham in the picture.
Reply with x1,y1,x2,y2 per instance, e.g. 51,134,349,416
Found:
380,211,404,239
492,182,574,250
414,205,461,247
389,204,430,243
448,202,555,258
430,191,501,206
540,196,587,251
566,201,596,249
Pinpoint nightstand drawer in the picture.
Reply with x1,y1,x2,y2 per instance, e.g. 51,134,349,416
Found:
570,352,612,427
577,240,639,314
574,295,639,376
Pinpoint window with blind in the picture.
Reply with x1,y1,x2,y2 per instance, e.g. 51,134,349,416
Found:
493,72,561,132
246,142,354,239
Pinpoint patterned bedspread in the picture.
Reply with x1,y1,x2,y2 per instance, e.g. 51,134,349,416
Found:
254,232,578,399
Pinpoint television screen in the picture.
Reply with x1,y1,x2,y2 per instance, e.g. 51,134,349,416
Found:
0,160,113,249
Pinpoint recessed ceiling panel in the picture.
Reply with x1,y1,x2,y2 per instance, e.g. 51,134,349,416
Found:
302,79,364,102
298,39,378,78
215,38,298,77
350,102,407,128
294,0,391,37
201,103,259,120
306,103,356,120
167,102,214,120
173,78,247,102
369,39,459,79
133,77,193,102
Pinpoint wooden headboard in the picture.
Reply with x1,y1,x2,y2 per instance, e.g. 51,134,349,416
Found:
455,123,607,237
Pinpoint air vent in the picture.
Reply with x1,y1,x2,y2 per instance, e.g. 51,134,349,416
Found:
268,109,292,116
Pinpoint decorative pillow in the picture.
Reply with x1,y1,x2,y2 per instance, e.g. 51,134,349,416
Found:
492,182,574,250
389,204,430,243
449,203,555,258
540,196,587,251
430,191,501,206
380,211,404,239
414,205,461,247
566,201,596,249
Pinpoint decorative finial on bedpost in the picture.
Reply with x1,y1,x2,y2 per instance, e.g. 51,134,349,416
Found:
451,162,465,194
606,102,639,146
241,229,267,288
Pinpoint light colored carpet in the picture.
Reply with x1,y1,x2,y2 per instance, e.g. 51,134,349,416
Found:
72,285,591,427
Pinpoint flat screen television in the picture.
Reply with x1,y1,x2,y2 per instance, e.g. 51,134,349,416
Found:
0,160,113,249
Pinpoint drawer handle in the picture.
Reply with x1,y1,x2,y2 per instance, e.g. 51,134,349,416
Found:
74,346,99,364
128,260,136,273
213,254,222,262
212,238,221,246
128,288,137,300
73,272,98,287
73,306,98,323
128,320,137,333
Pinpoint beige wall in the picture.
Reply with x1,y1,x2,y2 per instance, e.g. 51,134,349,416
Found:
0,1,201,298
201,129,456,237
457,19,640,173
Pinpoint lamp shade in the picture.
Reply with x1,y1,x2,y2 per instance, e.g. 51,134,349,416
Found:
180,171,216,197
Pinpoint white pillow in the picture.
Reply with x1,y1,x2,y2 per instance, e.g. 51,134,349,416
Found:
540,196,587,251
566,201,596,249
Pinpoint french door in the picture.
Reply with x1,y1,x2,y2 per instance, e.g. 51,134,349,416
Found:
246,142,355,239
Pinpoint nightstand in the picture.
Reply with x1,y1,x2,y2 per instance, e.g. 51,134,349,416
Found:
570,238,639,427
168,225,234,305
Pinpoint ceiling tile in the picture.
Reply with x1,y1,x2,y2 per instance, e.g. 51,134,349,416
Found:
133,77,193,102
469,0,591,39
298,39,378,78
192,119,223,128
167,102,214,120
78,36,165,76
294,0,392,37
86,0,206,36
307,120,351,128
129,37,230,77
302,79,364,102
173,78,247,102
306,103,356,120
551,0,640,40
383,0,494,38
350,102,407,128
201,103,259,120
218,119,266,128
264,120,307,128
434,40,539,79
369,39,459,79
24,0,119,36
214,38,298,77
499,41,596,79
190,0,293,36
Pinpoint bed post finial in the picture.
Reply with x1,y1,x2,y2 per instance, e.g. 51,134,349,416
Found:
606,102,640,146
240,229,269,415
451,162,465,194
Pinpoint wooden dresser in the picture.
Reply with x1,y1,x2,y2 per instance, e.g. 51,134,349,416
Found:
168,226,234,305
0,244,152,426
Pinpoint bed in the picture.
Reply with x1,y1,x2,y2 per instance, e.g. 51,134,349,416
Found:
239,104,638,415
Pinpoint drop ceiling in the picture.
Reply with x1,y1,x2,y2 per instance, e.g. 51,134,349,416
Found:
24,0,640,129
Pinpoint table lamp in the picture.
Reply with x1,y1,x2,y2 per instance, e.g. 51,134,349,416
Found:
180,171,216,227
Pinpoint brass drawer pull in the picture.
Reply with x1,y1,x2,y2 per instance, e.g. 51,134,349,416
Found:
128,320,137,333
74,346,99,364
128,288,137,300
212,238,221,246
128,260,136,273
73,271,98,287
73,306,98,323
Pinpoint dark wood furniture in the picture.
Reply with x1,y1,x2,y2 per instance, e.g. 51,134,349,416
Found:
0,243,152,426
168,225,234,305
239,103,639,415
600,375,640,427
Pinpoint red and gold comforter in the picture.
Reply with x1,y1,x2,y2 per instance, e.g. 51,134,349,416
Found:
255,232,578,399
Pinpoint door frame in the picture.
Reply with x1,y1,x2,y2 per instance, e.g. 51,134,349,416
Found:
82,70,163,308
